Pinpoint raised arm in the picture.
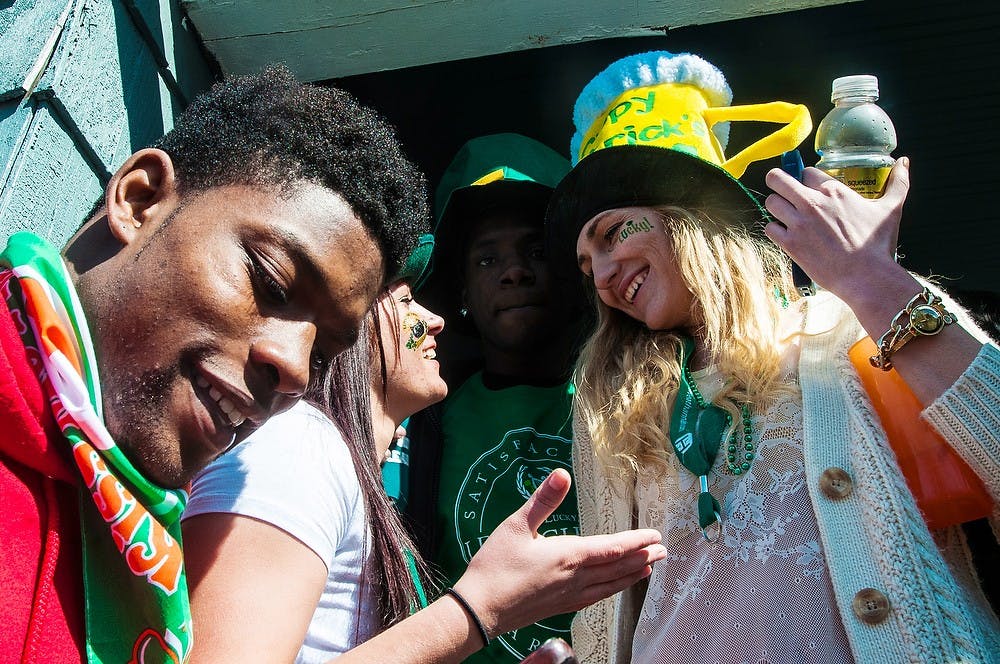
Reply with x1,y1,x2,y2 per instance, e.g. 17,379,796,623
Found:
763,158,984,405
334,469,665,664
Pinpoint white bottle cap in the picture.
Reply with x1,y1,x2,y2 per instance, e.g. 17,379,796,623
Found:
831,75,879,102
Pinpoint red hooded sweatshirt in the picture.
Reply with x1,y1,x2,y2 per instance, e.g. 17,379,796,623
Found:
0,272,85,662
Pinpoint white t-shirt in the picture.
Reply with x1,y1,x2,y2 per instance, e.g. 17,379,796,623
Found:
185,401,376,662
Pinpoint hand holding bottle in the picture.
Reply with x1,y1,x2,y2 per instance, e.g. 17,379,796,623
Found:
762,158,910,306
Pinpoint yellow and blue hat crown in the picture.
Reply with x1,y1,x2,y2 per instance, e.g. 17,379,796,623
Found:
569,51,811,178
571,52,734,167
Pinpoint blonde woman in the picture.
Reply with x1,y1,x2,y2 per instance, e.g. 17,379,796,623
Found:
546,51,1000,664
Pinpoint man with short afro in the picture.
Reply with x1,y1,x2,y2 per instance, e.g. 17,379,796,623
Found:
154,65,427,278
1,65,428,661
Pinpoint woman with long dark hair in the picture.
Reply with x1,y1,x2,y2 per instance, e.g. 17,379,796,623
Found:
183,278,446,660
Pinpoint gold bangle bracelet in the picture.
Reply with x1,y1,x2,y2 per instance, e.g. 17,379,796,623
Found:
869,288,956,371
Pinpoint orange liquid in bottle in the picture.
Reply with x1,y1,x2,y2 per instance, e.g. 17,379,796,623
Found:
849,337,993,530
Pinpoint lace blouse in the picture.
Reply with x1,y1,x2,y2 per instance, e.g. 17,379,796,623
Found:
630,362,853,664
571,291,1000,664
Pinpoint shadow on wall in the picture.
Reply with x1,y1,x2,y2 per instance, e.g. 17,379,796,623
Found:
0,0,214,246
114,0,167,151
114,0,217,151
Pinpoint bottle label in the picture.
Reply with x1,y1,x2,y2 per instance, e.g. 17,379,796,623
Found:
823,166,892,199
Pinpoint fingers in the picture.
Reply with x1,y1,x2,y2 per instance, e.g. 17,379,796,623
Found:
763,180,806,248
800,165,836,189
763,166,801,201
767,159,909,209
574,528,664,566
881,156,910,205
569,566,657,612
564,536,665,611
762,217,791,252
520,469,572,533
763,167,818,232
578,543,667,584
763,191,800,231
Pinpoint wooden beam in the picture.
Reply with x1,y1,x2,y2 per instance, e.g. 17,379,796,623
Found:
183,0,855,80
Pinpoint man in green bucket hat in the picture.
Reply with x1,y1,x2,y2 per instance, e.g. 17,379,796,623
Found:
403,133,589,663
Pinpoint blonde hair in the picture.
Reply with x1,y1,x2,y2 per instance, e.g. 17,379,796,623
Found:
574,206,797,479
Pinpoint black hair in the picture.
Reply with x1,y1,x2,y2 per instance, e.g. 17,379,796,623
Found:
154,65,429,281
307,295,432,634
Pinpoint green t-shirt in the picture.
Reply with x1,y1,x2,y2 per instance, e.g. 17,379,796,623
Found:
436,373,578,662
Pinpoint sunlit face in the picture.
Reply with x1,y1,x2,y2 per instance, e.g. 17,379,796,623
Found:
375,281,447,421
80,182,383,488
576,206,696,331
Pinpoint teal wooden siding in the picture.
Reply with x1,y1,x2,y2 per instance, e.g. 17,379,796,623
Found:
0,0,214,246
183,0,854,81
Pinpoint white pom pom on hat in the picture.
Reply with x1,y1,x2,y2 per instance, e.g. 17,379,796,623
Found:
569,51,733,165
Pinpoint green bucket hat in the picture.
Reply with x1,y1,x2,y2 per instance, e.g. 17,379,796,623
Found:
395,233,435,285
418,134,569,330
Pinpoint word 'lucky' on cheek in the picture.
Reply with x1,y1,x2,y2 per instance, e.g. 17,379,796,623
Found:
403,312,428,350
617,216,655,244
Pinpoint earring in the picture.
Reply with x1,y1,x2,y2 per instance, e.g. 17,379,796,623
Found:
459,307,468,318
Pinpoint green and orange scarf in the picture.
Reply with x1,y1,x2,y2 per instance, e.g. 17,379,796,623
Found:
1,232,192,663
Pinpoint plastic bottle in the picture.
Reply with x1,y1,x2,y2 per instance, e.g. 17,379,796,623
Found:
815,75,896,198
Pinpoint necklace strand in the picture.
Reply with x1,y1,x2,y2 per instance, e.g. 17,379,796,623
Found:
682,364,755,475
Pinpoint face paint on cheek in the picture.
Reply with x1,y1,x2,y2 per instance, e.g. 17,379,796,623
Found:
402,312,428,350
618,215,656,243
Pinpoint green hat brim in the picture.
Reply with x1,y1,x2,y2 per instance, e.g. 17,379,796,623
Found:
395,233,435,285
545,145,769,277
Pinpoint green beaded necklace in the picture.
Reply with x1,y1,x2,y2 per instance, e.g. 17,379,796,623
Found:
727,408,756,475
668,336,756,538
682,362,756,475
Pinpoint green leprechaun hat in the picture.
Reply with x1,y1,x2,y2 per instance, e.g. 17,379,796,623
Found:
546,51,812,274
419,133,569,331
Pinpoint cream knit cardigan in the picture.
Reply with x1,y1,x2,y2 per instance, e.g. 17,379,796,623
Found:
572,291,1000,664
